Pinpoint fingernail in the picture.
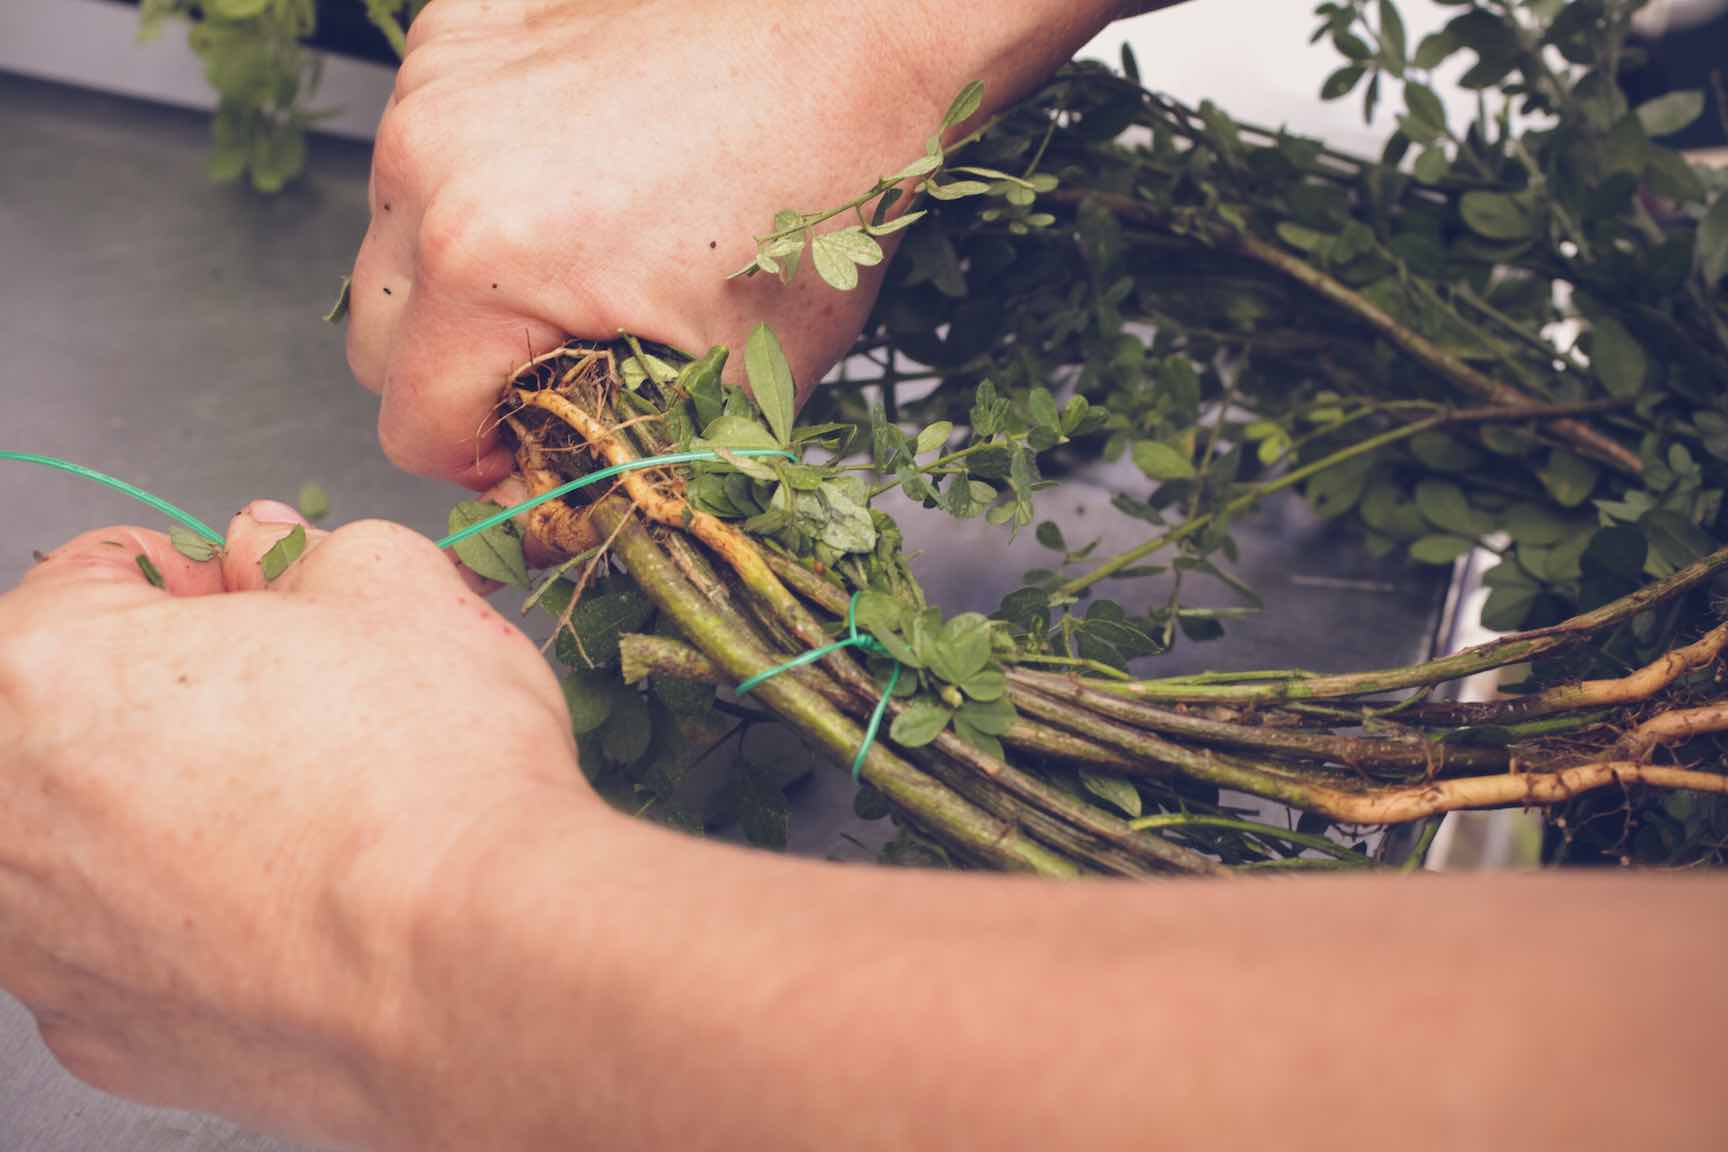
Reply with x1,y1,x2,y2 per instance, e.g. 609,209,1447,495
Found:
248,500,307,526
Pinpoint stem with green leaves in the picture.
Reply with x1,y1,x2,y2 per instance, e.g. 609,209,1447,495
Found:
592,497,1079,876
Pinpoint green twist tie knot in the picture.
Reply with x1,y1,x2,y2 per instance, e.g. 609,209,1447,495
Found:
735,590,902,780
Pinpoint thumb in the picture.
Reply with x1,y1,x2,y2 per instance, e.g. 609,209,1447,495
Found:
221,501,328,592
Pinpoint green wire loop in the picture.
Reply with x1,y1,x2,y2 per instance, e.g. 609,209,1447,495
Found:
0,451,227,544
736,590,901,780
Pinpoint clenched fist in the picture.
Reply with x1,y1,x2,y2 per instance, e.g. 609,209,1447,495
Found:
345,0,1127,486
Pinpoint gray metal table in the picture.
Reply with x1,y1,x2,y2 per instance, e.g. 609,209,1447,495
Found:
0,72,1447,1150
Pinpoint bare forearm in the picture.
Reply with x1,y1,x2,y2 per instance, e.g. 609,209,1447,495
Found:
384,796,1728,1150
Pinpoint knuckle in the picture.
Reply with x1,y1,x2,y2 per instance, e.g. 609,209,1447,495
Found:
415,190,516,288
372,94,443,194
391,40,450,102
403,0,459,55
312,519,446,575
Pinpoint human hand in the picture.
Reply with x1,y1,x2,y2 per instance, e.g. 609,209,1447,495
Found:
345,0,1125,487
0,503,593,1146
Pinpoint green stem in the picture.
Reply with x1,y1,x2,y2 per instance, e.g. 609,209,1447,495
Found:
1054,188,1643,474
1056,393,1637,601
1399,818,1442,873
869,434,1029,500
1011,653,1133,681
593,499,1077,876
1128,812,1373,866
1081,543,1728,704
1055,413,1444,598
1011,671,1510,774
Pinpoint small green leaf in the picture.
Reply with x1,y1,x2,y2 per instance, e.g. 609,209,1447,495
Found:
1414,479,1481,535
1589,316,1647,397
940,80,986,131
1409,431,1483,473
1645,146,1706,205
923,179,992,200
136,553,166,589
956,695,1016,737
1635,90,1704,137
1035,520,1067,552
744,324,797,446
930,613,994,685
1131,440,1196,481
892,154,942,182
259,523,308,583
1505,503,1575,547
1320,64,1366,101
1460,191,1537,240
1412,145,1448,184
915,421,954,457
867,209,927,237
1411,29,1457,69
1580,525,1647,583
810,229,883,291
619,349,679,392
170,524,222,563
1276,222,1334,252
1538,451,1599,509
600,689,652,765
297,480,330,522
1027,387,1061,434
1698,192,1728,287
447,502,528,586
1408,534,1473,565
1307,458,1372,519
739,773,790,850
561,669,615,736
559,590,655,669
960,666,1006,702
1081,771,1141,818
698,413,781,453
1479,584,1539,632
1404,81,1446,134
1641,510,1711,573
890,700,952,748
1377,0,1407,72
207,0,271,18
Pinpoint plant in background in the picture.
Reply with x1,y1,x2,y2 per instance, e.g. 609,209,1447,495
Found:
161,0,1728,871
138,0,423,191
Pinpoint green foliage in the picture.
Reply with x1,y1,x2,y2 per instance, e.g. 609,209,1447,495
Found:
446,501,528,586
170,523,222,562
136,553,167,589
140,0,428,193
258,523,306,582
729,81,1064,287
297,480,330,522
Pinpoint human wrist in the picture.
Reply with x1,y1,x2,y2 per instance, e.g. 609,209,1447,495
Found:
360,781,656,1150
874,0,1126,123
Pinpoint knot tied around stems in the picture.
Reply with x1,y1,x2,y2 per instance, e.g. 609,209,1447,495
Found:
736,590,903,780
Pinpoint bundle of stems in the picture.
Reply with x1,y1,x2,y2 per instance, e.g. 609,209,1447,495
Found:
500,350,1728,877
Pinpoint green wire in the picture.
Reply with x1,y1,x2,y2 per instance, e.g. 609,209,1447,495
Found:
2,447,797,553
0,450,226,544
435,449,797,550
4,445,900,778
736,590,901,779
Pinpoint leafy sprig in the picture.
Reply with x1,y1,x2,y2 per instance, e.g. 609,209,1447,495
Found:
729,81,1062,291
